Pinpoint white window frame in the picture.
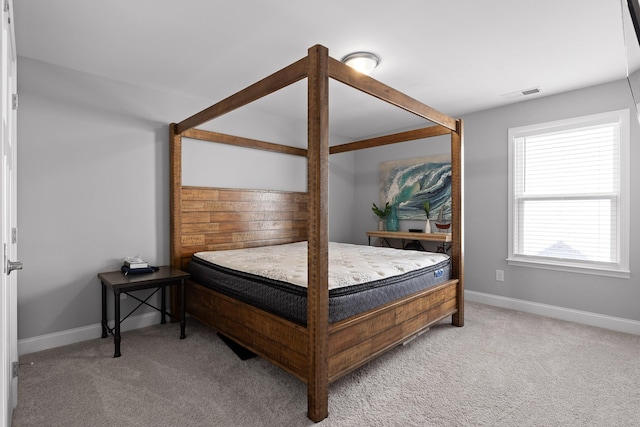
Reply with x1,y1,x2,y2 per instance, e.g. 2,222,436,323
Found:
507,109,630,278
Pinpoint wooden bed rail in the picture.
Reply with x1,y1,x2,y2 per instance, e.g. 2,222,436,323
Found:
175,56,308,135
329,125,451,154
327,56,458,131
182,128,308,157
181,123,451,158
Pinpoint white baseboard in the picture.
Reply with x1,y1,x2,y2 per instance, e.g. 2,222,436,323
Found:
19,292,639,356
465,290,640,335
18,312,161,356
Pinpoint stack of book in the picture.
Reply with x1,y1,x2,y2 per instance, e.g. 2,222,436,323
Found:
124,257,148,269
121,257,157,275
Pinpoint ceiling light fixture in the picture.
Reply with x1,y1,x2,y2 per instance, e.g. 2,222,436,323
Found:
341,51,380,75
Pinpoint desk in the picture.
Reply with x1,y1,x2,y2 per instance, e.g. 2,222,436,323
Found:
366,230,452,252
98,266,190,357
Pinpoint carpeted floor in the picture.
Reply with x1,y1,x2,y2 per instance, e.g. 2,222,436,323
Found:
11,302,640,426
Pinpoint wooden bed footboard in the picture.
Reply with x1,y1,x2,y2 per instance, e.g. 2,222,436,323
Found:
184,277,460,385
185,279,310,381
327,279,459,382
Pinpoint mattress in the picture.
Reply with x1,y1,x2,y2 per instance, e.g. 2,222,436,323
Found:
188,241,451,325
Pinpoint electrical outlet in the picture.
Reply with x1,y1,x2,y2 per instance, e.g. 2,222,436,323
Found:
496,270,504,282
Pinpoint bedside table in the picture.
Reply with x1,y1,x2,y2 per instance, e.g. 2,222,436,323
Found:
366,230,452,253
98,266,190,357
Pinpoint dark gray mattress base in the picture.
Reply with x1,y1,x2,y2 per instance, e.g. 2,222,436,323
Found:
187,256,451,326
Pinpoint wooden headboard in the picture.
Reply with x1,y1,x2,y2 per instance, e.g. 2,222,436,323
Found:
174,186,308,268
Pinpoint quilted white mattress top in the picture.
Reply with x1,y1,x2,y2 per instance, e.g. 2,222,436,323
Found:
194,241,449,290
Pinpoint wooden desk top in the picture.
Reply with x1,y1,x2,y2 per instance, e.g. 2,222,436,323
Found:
366,230,452,242
98,266,189,289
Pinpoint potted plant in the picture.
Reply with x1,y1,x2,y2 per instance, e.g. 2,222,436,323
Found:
372,202,391,230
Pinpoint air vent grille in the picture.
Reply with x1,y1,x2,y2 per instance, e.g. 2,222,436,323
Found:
501,87,541,99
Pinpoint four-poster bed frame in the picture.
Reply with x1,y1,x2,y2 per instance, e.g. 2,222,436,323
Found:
170,44,464,422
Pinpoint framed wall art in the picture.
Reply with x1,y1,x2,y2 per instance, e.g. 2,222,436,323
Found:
379,154,452,223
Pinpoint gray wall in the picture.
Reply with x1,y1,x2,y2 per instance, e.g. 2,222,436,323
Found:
17,55,638,343
352,134,452,247
353,79,639,321
17,57,355,340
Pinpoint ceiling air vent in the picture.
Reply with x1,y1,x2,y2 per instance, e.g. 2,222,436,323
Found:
501,87,541,100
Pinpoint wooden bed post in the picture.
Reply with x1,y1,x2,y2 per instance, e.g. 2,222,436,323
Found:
306,44,330,422
169,123,183,269
451,119,464,327
169,123,183,317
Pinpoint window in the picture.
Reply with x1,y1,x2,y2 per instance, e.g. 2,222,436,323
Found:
507,110,630,278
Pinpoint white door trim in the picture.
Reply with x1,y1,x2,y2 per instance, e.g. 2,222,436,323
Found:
1,0,18,424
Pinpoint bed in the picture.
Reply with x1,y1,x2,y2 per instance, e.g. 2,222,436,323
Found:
169,45,464,422
188,241,452,326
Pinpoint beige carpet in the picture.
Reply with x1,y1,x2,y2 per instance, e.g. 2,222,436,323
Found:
11,302,640,426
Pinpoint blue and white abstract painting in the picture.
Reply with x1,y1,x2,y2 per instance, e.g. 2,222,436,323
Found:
380,154,451,220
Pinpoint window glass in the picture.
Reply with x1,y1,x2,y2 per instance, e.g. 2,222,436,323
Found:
507,110,630,277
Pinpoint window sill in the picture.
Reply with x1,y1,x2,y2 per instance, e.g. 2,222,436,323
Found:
506,257,630,279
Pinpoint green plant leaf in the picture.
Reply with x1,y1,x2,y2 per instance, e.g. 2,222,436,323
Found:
372,202,392,218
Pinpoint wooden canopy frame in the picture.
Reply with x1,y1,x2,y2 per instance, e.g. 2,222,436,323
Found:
170,44,464,422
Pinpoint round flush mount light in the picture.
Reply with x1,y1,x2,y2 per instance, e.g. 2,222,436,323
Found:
340,51,380,75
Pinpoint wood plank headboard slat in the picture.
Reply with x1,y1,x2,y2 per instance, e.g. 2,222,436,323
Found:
177,186,308,267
